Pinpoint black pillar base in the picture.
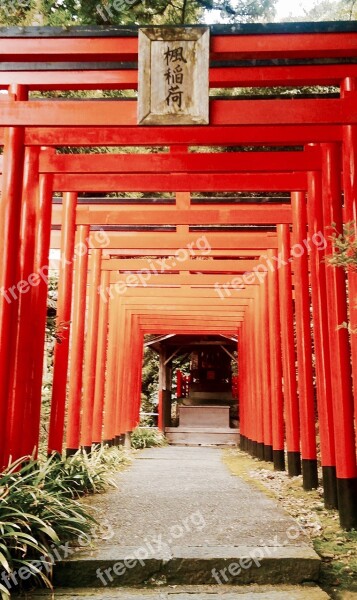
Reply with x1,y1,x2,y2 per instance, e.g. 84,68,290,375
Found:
322,466,338,509
264,445,273,462
287,451,301,476
247,438,252,454
256,442,265,460
337,477,357,530
103,439,114,447
82,445,92,455
239,435,246,451
273,450,285,471
302,459,319,490
66,448,79,458
251,441,258,457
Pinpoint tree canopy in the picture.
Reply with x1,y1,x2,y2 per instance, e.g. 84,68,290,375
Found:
1,0,277,27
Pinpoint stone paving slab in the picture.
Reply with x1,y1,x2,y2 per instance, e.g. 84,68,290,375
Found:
21,584,331,599
83,447,313,550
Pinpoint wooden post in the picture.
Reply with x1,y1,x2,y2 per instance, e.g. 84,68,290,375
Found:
315,144,352,508
260,277,273,462
341,78,357,431
23,160,54,458
253,287,263,458
307,161,337,509
65,225,90,456
277,224,301,476
81,248,102,452
0,85,26,466
103,291,119,446
92,270,110,445
48,192,77,456
267,249,285,470
322,138,357,529
291,191,318,489
6,146,40,461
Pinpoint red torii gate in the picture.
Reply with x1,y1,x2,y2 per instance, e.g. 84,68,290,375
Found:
0,23,356,529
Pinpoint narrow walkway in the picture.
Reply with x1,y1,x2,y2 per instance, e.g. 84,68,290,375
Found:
87,446,313,549
29,447,329,598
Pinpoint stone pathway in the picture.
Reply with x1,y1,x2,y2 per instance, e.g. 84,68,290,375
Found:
25,446,330,598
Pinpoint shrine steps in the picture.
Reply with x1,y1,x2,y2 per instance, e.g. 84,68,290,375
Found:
24,584,330,599
165,426,239,446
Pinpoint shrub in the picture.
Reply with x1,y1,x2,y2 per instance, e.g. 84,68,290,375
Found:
130,427,166,449
0,446,128,598
0,457,94,599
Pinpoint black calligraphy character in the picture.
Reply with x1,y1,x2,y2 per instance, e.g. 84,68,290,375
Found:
164,65,184,86
164,46,187,66
166,85,183,109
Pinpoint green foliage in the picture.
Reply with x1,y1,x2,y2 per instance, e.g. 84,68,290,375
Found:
131,427,166,449
0,446,128,598
0,0,278,27
0,0,35,26
0,457,93,597
141,347,160,419
327,222,357,271
326,221,357,333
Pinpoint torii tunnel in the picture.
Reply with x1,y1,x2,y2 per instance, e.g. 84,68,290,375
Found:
0,22,357,529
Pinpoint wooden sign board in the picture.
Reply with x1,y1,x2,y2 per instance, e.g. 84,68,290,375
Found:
138,27,210,126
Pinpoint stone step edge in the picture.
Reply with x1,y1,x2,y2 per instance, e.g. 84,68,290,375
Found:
53,545,321,588
165,427,239,433
24,583,330,599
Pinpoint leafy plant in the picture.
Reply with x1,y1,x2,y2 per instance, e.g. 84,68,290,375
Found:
44,447,129,497
131,427,166,449
0,446,128,598
327,222,357,271
0,457,92,598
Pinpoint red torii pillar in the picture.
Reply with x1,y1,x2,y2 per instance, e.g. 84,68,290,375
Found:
66,225,90,456
308,163,357,529
6,146,40,462
341,78,357,430
245,299,255,455
333,78,357,529
291,192,318,490
319,144,352,508
23,157,54,458
267,248,285,471
92,270,110,446
81,248,102,453
48,192,77,455
253,287,263,458
103,291,120,446
277,224,301,477
238,324,246,451
0,85,26,466
260,277,273,462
